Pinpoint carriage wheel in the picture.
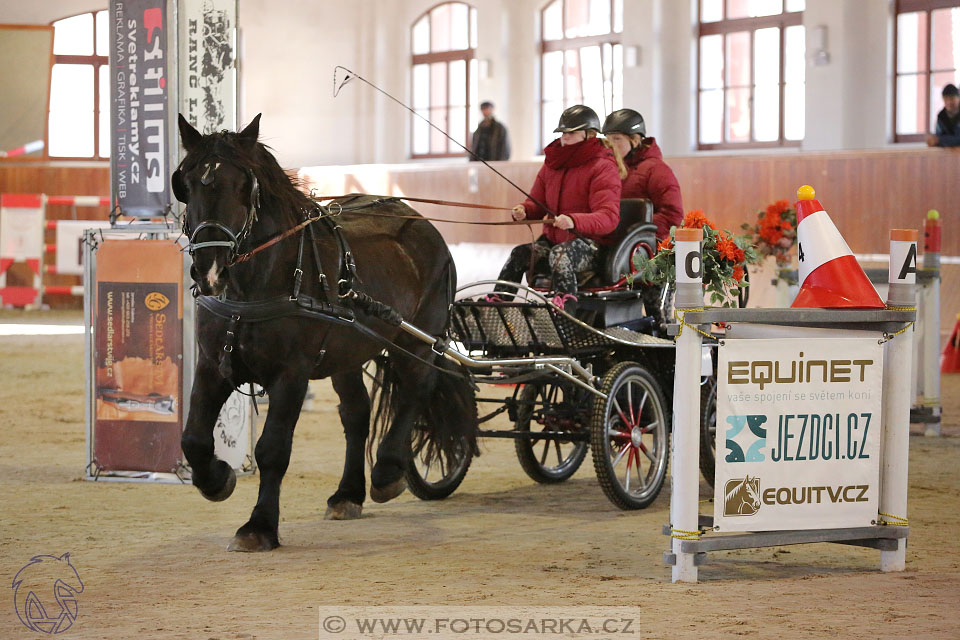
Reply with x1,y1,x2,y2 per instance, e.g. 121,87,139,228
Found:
699,377,718,487
514,381,589,483
590,362,669,510
404,426,473,500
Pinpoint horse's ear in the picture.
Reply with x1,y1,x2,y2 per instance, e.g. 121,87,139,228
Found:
178,114,203,153
238,113,262,146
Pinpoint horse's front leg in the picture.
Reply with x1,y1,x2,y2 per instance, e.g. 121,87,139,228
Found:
228,373,308,552
181,356,237,501
324,370,369,520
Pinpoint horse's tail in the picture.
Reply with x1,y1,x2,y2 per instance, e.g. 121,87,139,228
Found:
368,255,477,467
368,353,479,468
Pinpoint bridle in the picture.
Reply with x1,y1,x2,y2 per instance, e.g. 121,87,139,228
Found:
174,157,261,259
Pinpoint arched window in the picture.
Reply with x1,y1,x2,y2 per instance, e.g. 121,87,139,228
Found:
893,0,960,142
540,0,623,150
697,0,805,149
411,2,478,158
48,10,110,159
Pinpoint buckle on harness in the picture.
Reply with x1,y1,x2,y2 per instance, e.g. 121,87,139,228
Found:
432,336,450,357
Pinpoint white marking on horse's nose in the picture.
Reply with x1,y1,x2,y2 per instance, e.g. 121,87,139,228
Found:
206,260,219,289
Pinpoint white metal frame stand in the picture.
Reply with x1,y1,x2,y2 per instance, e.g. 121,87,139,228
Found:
665,230,916,583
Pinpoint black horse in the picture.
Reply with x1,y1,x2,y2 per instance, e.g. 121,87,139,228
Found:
174,114,477,551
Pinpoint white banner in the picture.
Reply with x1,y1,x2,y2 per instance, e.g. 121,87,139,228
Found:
213,390,254,471
714,337,883,531
179,0,237,135
54,221,113,276
0,198,43,261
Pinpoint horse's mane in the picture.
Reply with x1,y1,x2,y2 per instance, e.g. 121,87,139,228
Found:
183,130,313,229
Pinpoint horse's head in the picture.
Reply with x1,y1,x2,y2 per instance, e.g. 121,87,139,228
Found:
173,113,263,296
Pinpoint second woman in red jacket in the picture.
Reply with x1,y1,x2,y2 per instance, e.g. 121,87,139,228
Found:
601,108,683,240
495,105,624,312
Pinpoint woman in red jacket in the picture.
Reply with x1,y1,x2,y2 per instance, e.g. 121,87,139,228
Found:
601,109,682,240
494,105,624,311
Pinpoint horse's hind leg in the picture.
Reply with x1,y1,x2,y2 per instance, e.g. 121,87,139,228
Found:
229,374,308,552
369,357,435,503
181,357,237,501
324,370,369,520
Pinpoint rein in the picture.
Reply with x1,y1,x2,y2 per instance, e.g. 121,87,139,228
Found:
312,195,557,227
230,207,337,265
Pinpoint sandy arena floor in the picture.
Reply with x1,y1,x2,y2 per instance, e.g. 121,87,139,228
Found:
1,310,958,639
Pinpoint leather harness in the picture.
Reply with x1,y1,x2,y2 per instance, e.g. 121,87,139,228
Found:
195,197,406,384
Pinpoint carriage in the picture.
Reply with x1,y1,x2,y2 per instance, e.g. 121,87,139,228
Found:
395,199,721,510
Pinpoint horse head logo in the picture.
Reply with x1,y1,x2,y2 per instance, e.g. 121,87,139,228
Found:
12,553,84,634
723,476,762,517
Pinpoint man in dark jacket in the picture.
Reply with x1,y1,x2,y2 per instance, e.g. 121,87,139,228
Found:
470,101,511,161
927,84,960,147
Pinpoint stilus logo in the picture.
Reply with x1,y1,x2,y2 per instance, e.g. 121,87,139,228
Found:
724,476,761,517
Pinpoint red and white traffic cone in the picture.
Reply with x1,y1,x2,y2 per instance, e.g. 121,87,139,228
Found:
790,185,884,309
942,314,960,374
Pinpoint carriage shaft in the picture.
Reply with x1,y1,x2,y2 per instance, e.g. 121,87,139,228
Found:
398,320,605,398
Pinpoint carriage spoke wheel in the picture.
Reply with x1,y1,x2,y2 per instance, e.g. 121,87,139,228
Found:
404,423,473,500
699,376,718,487
590,362,669,510
514,382,588,483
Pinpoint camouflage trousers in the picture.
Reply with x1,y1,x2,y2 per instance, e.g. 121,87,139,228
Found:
496,236,598,295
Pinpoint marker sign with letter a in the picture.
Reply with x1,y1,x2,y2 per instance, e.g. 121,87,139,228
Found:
889,234,917,285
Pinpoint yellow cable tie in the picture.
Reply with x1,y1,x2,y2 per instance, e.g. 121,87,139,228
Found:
877,512,909,527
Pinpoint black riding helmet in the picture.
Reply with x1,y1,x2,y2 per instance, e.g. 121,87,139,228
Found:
553,104,602,133
602,108,646,138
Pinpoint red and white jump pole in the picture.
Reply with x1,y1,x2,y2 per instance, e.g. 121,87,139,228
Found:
0,140,44,158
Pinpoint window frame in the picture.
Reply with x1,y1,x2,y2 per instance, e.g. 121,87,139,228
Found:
696,1,803,150
892,0,960,143
539,0,623,151
48,10,110,161
409,2,478,159
0,25,53,163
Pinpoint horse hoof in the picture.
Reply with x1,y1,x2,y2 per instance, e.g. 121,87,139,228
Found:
324,502,363,520
370,478,406,503
227,531,278,552
200,467,236,502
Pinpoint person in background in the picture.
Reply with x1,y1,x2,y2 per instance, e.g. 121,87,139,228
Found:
601,108,683,240
494,105,624,315
470,101,511,161
927,84,960,148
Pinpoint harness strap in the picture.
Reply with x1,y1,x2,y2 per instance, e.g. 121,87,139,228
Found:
218,313,241,380
306,220,330,294
292,231,306,300
198,294,355,325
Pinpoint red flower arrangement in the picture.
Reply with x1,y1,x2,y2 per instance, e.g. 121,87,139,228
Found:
633,209,759,307
742,200,797,266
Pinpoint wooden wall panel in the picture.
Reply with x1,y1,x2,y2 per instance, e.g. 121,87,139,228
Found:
301,148,958,255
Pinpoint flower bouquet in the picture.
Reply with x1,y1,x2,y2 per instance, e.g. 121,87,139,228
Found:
632,210,760,307
742,200,797,268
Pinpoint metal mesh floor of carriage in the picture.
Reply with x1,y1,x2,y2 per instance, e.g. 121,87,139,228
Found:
449,302,672,356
